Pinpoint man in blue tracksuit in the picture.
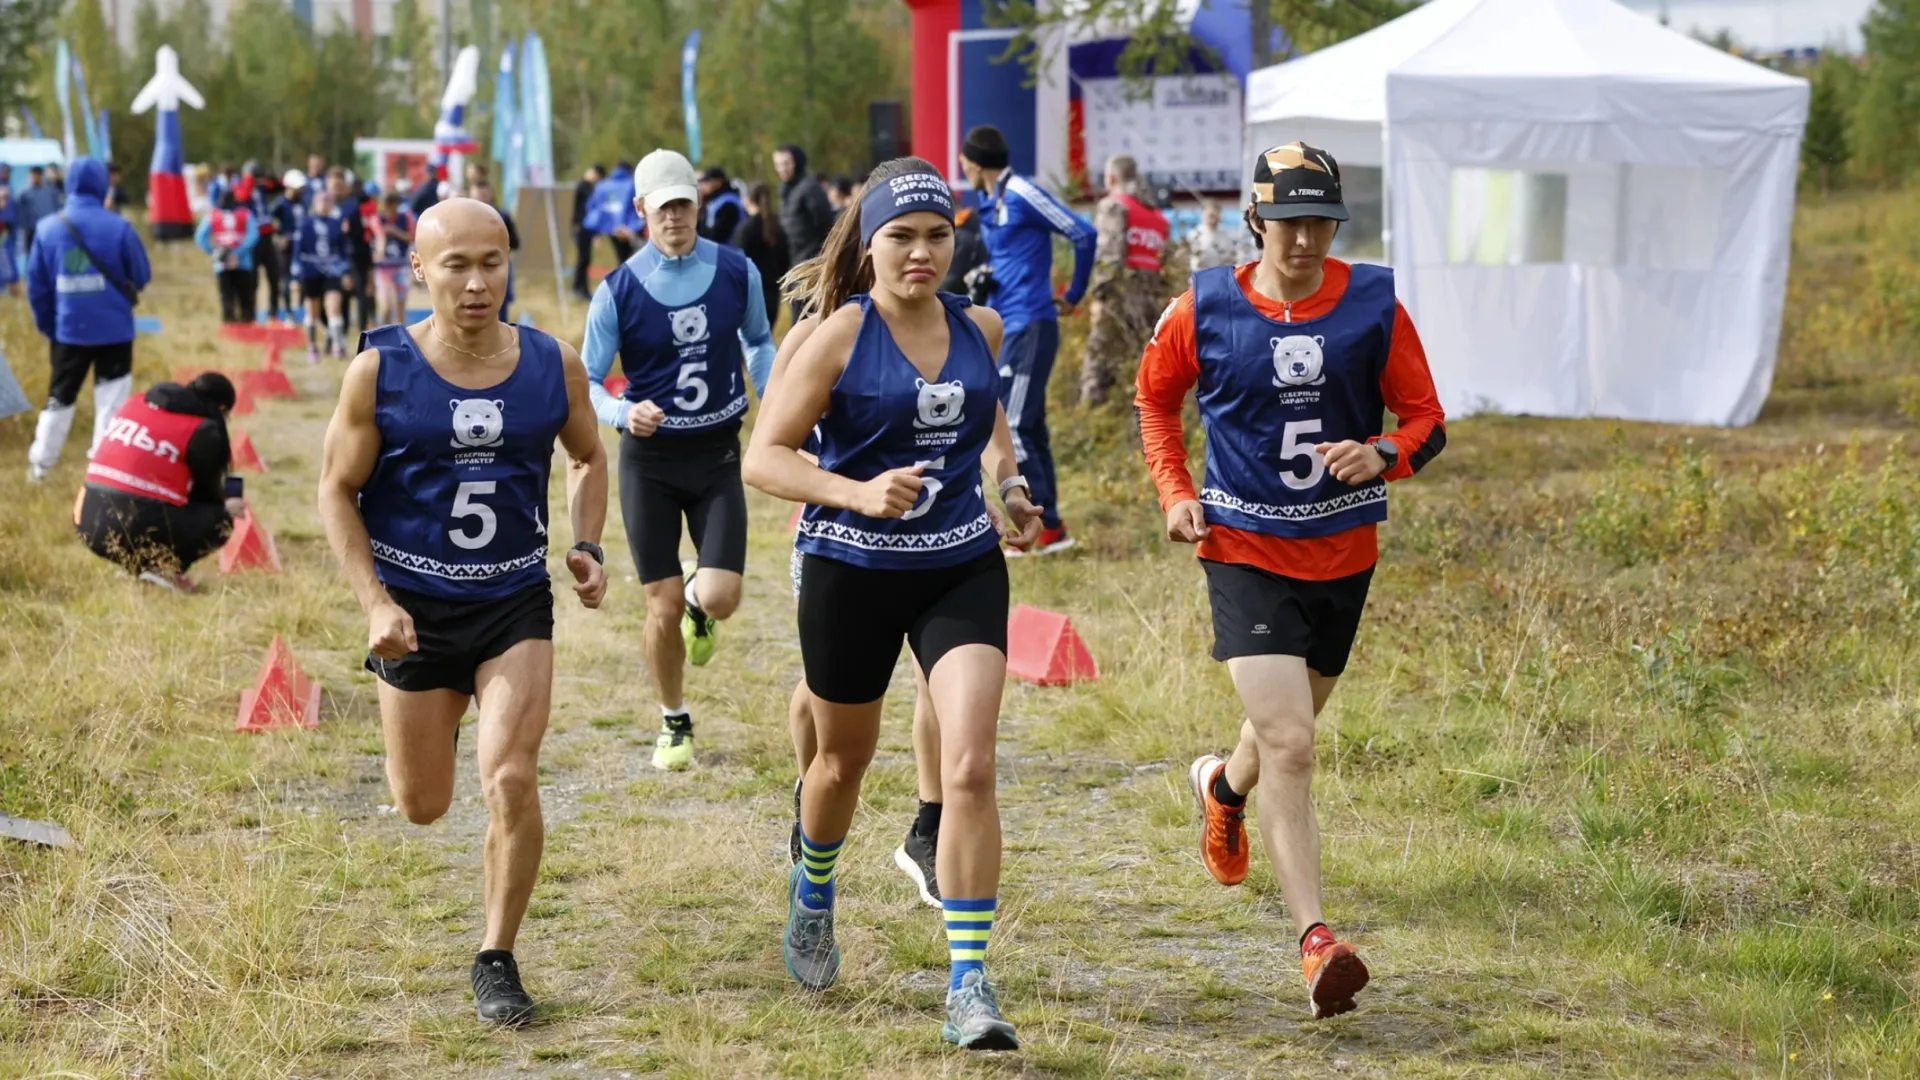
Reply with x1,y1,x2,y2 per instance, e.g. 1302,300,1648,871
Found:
582,162,644,265
582,149,774,773
26,156,151,482
959,125,1095,556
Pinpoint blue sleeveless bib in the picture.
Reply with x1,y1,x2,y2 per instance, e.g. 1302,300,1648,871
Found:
607,242,752,434
1192,263,1395,538
797,293,1002,570
358,323,570,600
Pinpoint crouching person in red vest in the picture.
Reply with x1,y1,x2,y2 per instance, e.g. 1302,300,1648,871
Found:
76,372,246,590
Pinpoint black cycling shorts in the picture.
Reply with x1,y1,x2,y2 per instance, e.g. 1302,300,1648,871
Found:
365,582,554,696
798,548,1009,705
1202,559,1373,676
618,427,748,584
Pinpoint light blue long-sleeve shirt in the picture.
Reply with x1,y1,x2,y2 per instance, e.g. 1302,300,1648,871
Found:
583,238,775,431
194,209,260,273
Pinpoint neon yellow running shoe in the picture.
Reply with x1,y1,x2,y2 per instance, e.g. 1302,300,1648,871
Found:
681,559,717,667
653,715,695,771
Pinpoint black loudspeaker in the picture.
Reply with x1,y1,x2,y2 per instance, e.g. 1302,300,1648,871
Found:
869,101,906,168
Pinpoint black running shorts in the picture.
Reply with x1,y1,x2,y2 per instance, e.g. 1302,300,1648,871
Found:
618,426,749,584
365,582,554,696
299,274,342,297
798,548,1009,705
1201,559,1374,676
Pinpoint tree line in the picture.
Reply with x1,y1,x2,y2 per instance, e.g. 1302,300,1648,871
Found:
3,0,910,199
2,0,1913,201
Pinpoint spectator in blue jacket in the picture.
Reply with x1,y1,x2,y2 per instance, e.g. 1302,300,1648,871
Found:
195,189,261,324
582,161,643,264
958,124,1095,556
15,166,64,250
0,185,18,296
25,156,151,482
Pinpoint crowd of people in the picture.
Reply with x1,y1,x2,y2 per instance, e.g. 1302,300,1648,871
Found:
307,128,1445,1046
7,127,1447,1049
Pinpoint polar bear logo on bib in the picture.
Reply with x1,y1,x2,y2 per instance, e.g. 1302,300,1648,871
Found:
1271,334,1326,387
913,378,966,429
670,304,709,344
450,398,506,448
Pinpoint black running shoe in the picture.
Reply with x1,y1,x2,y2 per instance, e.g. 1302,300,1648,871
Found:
790,777,803,864
893,825,941,907
471,953,535,1027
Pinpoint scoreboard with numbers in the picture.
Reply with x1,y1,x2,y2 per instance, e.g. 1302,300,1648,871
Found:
1080,74,1244,193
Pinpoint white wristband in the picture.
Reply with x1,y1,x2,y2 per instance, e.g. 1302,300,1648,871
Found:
999,475,1030,501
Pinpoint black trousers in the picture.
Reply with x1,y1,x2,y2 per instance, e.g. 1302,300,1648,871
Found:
49,340,133,408
572,228,596,294
351,261,376,335
259,244,283,316
217,269,255,324
77,487,233,574
610,236,635,265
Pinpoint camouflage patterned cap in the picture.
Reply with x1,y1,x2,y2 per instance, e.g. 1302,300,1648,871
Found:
1250,141,1348,222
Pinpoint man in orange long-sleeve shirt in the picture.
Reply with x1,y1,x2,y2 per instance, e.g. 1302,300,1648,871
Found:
1135,142,1446,1020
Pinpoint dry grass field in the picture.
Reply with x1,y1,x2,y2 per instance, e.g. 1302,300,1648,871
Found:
3,189,1920,1078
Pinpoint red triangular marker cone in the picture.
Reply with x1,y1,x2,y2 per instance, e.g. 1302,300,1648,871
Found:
230,381,256,415
239,367,295,400
219,509,281,573
235,634,321,731
1006,603,1099,685
229,429,267,472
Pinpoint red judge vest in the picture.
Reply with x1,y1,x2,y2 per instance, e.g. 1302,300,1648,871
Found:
210,208,250,249
86,398,202,505
1115,192,1169,271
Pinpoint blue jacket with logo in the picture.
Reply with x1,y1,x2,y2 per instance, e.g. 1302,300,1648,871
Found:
28,157,151,346
973,172,1095,337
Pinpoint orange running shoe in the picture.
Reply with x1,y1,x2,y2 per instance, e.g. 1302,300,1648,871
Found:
1302,934,1370,1019
1188,754,1249,886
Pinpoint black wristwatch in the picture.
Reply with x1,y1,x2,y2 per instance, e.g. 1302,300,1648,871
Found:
1373,439,1399,472
571,541,604,565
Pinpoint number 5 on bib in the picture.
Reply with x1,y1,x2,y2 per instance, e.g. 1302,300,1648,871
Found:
450,480,498,549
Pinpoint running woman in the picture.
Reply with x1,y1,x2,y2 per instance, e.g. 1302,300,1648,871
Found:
770,259,947,905
373,191,415,327
1135,142,1446,1019
583,149,775,771
318,197,611,1027
744,157,1042,1050
293,187,355,360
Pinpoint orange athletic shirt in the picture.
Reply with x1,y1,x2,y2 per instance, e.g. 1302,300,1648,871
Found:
1134,258,1446,581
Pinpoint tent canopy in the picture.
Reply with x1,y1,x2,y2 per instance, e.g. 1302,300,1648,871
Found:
1242,0,1808,426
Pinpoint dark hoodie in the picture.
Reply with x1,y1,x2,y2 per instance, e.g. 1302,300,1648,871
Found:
777,144,835,265
27,156,151,346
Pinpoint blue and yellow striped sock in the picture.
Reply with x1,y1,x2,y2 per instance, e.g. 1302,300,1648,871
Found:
797,832,844,909
944,896,996,990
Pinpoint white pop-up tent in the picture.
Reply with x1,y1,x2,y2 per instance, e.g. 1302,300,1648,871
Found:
1244,0,1809,426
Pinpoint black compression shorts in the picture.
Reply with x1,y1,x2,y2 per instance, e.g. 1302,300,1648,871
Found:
617,428,748,584
797,548,1009,704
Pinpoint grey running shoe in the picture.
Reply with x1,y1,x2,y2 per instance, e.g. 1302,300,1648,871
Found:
783,863,840,991
942,969,1019,1050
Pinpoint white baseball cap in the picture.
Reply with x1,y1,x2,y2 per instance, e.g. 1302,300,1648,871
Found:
282,169,307,190
634,149,698,214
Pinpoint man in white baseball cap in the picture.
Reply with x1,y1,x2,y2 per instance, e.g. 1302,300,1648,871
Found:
581,147,777,772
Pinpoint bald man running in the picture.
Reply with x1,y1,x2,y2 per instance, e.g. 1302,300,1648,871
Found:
319,198,611,1027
